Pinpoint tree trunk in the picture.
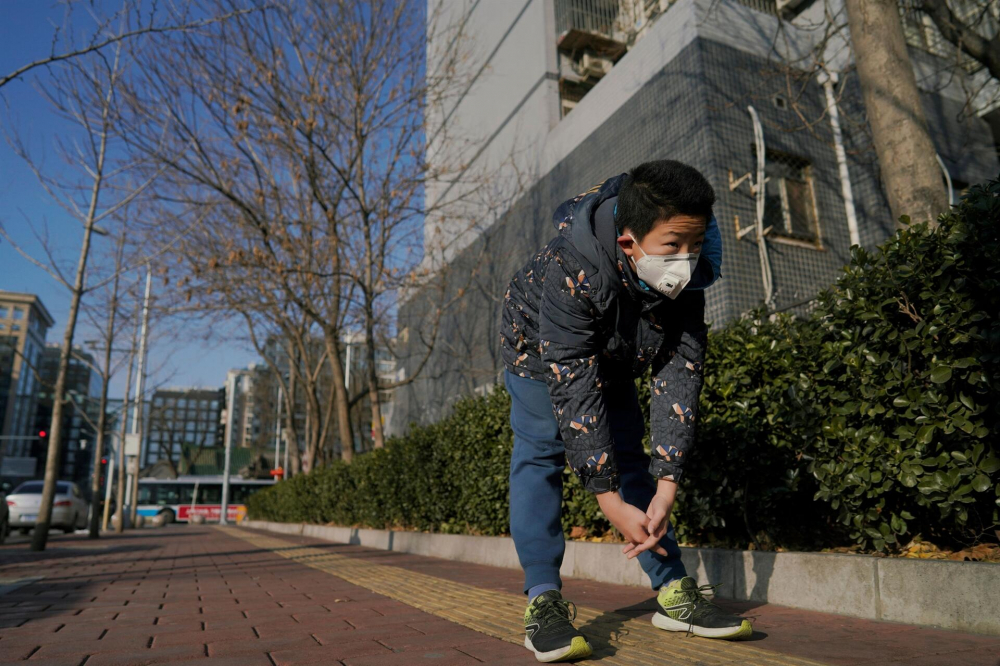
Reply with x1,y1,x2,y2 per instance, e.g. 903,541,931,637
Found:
844,0,948,227
31,227,98,551
282,340,303,476
364,316,385,449
324,334,354,462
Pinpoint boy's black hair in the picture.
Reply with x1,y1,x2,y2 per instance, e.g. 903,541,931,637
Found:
615,160,715,239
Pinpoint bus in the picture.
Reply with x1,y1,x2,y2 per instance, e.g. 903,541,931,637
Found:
136,476,275,523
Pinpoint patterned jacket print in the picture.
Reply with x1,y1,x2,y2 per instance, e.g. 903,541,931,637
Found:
499,175,722,493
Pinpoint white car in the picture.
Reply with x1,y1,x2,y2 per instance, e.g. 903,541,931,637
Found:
6,481,88,534
0,484,8,543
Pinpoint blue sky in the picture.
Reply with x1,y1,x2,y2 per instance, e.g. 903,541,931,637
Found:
1,1,257,398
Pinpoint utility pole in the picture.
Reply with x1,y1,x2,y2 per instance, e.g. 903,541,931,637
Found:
101,439,115,531
115,296,139,534
273,385,283,479
127,267,151,526
219,371,236,525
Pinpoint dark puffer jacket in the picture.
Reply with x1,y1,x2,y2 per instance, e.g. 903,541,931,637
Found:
499,175,720,493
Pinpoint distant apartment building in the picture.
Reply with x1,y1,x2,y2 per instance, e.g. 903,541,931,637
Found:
145,387,225,471
0,292,54,481
31,345,102,487
224,366,268,452
395,0,999,429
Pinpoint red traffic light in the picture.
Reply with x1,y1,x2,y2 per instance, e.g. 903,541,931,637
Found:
101,458,108,464
39,430,47,438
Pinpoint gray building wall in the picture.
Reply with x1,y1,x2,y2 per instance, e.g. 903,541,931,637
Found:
396,2,999,432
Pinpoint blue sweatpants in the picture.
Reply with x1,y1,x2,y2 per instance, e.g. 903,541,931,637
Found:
505,370,687,594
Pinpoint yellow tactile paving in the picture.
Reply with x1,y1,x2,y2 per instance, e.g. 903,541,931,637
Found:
223,526,829,665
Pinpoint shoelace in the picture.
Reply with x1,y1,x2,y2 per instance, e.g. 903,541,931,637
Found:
533,597,578,626
675,582,723,635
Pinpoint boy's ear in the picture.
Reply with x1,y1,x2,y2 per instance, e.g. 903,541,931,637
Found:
617,231,636,257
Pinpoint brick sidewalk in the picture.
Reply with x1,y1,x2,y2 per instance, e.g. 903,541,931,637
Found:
0,526,998,666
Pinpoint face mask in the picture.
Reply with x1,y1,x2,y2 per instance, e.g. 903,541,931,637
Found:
628,234,699,299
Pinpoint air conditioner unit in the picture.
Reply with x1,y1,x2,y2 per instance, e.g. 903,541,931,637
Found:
776,0,806,15
577,53,613,80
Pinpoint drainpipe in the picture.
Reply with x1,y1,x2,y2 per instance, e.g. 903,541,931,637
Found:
935,154,954,206
748,105,776,309
819,69,860,248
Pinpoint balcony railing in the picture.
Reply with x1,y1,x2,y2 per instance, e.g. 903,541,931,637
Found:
555,0,621,38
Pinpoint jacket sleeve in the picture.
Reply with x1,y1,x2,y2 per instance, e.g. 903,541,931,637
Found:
648,290,708,483
538,252,619,494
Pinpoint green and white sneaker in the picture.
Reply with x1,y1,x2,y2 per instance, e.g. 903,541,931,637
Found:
523,590,593,662
652,577,753,640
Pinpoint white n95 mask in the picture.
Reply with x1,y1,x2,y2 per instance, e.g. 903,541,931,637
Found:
628,234,699,299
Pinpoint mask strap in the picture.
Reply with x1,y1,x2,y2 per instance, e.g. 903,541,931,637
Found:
627,233,646,260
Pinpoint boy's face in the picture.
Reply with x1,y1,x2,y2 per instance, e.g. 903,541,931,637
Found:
617,214,706,266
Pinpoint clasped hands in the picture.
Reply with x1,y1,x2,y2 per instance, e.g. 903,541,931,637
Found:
596,479,677,560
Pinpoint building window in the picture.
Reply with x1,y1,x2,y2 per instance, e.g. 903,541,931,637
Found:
763,151,820,243
12,308,24,320
11,324,20,332
0,306,7,318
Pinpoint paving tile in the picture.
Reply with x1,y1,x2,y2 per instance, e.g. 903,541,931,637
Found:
270,641,391,664
344,647,482,665
378,627,503,652
455,639,535,663
170,655,273,666
30,636,151,657
82,645,207,666
151,625,257,647
207,634,317,657
312,624,424,646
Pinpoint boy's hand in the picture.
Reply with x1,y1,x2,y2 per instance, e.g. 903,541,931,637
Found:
623,479,677,560
596,491,669,558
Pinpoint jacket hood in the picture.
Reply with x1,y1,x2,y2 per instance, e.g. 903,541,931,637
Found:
550,175,639,305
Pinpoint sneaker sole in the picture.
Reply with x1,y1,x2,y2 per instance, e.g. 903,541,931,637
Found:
651,613,753,640
524,635,593,662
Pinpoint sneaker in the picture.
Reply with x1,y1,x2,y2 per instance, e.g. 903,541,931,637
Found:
523,590,593,662
652,577,753,639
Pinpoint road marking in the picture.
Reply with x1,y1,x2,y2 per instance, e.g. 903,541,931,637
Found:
223,527,828,665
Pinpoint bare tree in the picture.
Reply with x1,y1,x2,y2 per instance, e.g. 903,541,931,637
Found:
0,36,164,550
118,0,511,461
0,1,267,90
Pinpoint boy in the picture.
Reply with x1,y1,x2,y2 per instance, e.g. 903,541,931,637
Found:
500,160,751,662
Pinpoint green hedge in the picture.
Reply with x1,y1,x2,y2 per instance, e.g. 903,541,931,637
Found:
248,177,1000,552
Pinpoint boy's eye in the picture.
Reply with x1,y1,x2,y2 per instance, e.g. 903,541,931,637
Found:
667,242,678,248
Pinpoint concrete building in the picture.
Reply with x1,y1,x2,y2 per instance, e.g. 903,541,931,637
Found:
145,387,225,472
223,366,268,452
395,0,999,429
0,292,54,481
31,345,102,488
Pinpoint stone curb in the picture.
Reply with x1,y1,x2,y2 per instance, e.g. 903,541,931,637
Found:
241,519,1000,636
